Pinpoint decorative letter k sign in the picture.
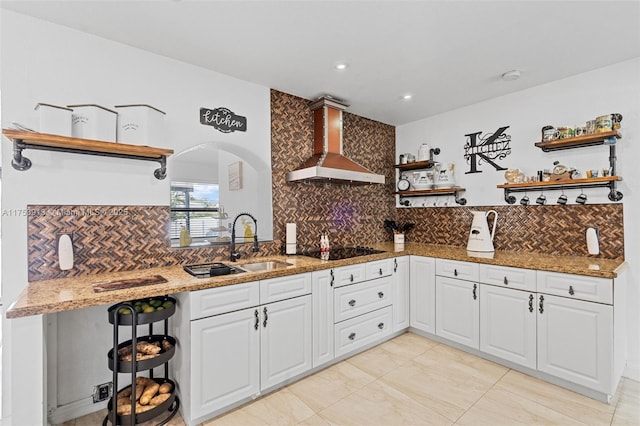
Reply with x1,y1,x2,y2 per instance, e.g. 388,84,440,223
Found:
464,126,511,174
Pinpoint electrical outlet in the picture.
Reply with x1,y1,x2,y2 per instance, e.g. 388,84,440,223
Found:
93,382,113,403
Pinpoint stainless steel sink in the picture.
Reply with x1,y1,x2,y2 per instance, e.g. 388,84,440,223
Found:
238,260,293,272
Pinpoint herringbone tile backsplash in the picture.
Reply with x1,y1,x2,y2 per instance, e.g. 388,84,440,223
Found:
26,90,624,281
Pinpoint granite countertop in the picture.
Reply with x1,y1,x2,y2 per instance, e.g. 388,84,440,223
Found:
5,243,626,319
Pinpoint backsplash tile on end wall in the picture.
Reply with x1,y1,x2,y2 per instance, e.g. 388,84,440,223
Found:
270,90,397,249
397,204,624,260
27,205,281,281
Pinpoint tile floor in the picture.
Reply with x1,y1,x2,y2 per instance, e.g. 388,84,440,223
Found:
66,332,639,425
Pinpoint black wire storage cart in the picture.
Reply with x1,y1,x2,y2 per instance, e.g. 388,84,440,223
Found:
104,296,180,425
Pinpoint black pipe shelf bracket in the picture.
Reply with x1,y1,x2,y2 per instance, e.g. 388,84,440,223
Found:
3,129,174,180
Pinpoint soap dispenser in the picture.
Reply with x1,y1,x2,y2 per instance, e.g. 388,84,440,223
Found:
244,220,254,242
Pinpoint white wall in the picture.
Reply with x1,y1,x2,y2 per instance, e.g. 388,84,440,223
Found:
1,11,271,424
397,58,640,380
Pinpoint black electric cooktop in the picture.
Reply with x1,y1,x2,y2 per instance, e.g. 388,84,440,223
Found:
299,246,385,261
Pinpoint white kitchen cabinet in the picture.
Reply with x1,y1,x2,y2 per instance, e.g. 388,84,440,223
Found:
392,256,410,332
365,258,394,280
333,263,367,287
190,307,260,420
435,259,479,282
479,264,536,292
409,256,435,333
178,272,313,425
480,284,536,369
334,306,393,357
261,295,312,390
537,293,613,394
312,269,334,367
537,270,612,304
334,276,391,322
260,272,312,304
435,276,479,349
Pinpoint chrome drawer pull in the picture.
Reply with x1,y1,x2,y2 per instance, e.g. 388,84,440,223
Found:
348,332,356,340
348,299,356,307
378,322,384,330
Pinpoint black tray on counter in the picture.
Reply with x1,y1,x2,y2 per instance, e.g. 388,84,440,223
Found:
183,262,245,278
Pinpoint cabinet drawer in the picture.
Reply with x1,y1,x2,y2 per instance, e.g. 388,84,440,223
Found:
334,277,392,322
436,259,479,282
537,271,612,304
334,306,393,357
479,264,536,292
260,273,312,304
334,263,367,287
365,259,394,280
190,281,260,320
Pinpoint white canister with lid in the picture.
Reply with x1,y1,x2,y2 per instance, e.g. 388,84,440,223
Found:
418,143,430,161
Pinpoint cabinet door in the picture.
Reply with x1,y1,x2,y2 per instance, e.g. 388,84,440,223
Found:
392,256,410,332
410,256,436,333
261,295,312,390
190,307,260,419
312,269,334,368
480,285,536,369
537,294,613,393
435,276,479,349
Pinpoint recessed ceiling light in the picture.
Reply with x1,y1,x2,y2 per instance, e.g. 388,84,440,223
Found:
334,62,349,71
402,94,413,100
501,70,521,81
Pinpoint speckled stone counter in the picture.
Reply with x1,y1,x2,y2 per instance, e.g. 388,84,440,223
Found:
6,243,625,319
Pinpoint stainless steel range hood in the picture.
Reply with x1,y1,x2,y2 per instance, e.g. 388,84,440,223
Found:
286,97,385,185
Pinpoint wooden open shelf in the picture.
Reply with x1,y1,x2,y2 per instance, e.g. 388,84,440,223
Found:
2,129,174,179
497,176,620,189
395,186,467,205
394,160,436,171
394,186,466,196
534,130,620,151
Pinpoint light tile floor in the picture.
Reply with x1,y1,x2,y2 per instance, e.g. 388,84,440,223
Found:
66,332,640,425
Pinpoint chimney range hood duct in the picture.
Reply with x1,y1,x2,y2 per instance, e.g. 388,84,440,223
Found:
286,97,385,185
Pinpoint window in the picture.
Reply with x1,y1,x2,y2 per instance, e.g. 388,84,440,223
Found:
170,182,227,244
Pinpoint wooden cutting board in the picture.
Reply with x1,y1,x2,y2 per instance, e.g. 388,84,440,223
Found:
92,275,168,293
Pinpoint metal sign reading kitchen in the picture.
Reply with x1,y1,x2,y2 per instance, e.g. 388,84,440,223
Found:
464,126,511,174
200,107,247,133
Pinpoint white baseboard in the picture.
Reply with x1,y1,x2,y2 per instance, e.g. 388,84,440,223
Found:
48,397,107,425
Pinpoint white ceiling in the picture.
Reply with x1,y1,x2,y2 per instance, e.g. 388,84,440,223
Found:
2,1,639,125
